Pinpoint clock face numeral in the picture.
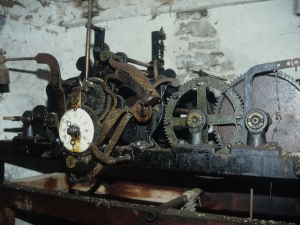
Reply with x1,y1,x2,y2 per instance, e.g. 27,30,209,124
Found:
58,108,94,153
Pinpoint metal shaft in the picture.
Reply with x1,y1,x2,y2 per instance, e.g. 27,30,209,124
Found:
4,57,36,62
128,57,152,68
85,0,93,79
3,116,22,121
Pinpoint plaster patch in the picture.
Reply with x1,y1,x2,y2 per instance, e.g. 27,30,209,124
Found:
174,9,234,81
37,0,50,7
177,10,204,20
9,13,22,21
24,15,33,21
0,15,5,31
189,41,217,50
176,20,216,37
46,28,58,36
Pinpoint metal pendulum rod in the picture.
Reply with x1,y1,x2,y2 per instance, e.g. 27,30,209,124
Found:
269,181,272,220
250,188,253,220
85,0,93,79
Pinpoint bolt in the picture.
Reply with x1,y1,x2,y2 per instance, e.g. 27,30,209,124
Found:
227,144,232,149
172,93,178,99
196,80,203,86
164,120,170,125
49,76,58,86
236,115,242,119
152,106,158,115
68,92,79,105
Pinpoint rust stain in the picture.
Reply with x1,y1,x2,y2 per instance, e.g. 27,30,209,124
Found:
162,0,174,4
43,177,58,190
110,181,185,203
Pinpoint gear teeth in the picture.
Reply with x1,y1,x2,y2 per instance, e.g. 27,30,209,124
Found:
85,77,113,121
99,95,112,121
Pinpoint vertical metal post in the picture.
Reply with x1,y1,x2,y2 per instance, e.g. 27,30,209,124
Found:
250,188,253,220
85,0,93,79
269,181,272,220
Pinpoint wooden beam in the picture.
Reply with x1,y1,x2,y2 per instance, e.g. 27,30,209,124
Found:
1,183,292,225
6,173,69,192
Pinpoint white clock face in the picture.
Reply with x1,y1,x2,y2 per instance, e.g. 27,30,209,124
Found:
58,108,94,153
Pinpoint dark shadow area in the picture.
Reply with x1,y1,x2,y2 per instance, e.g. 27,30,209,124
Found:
9,68,50,82
14,209,87,225
0,84,9,92
295,0,300,15
3,128,22,133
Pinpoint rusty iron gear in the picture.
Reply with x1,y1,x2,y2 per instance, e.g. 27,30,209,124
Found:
106,59,160,106
215,71,300,152
164,77,243,146
82,78,106,115
87,77,113,121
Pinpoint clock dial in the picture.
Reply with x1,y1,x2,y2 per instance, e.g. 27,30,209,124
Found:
58,108,94,153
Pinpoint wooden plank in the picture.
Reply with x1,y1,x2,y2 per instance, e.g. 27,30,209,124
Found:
0,208,15,225
5,173,69,192
2,183,289,225
72,179,186,203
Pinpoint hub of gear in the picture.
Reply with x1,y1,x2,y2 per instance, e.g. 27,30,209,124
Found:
164,77,243,146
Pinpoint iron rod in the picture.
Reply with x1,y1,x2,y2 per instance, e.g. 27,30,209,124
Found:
84,0,93,79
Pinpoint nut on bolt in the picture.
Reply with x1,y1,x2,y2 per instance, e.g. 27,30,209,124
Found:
172,93,178,99
164,119,170,125
196,80,203,86
66,156,76,169
68,92,79,105
49,76,58,86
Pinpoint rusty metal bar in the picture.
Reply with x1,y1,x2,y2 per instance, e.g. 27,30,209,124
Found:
4,57,36,62
128,57,152,68
3,116,22,121
84,0,93,79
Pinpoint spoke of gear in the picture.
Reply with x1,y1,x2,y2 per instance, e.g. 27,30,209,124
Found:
164,77,243,146
215,71,300,152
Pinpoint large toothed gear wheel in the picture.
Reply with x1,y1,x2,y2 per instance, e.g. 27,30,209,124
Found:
215,71,300,152
164,77,243,146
